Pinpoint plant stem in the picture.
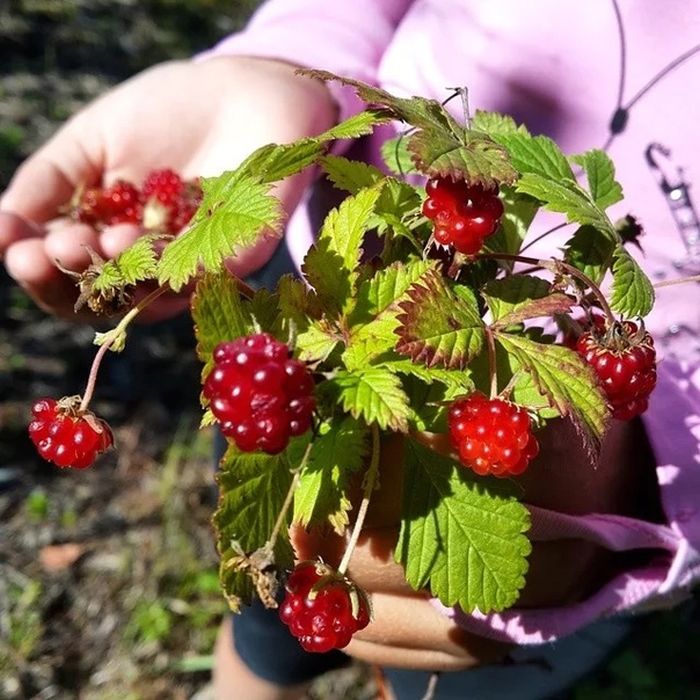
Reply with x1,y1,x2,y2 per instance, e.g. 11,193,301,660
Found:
479,252,616,324
486,328,498,399
518,223,569,254
338,424,380,576
654,274,700,288
79,285,168,412
266,442,312,549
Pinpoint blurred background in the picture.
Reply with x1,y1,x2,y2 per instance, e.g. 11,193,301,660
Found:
0,2,698,699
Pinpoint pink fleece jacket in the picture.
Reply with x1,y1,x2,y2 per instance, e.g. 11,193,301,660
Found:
201,0,700,644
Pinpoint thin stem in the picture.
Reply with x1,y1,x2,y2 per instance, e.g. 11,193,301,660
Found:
486,328,498,399
518,222,569,254
267,442,312,549
338,424,380,576
79,285,168,412
479,252,616,324
654,274,700,288
420,672,441,700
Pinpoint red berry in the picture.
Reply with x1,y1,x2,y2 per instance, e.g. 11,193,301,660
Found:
279,562,371,653
142,169,203,233
575,319,657,420
28,397,113,469
448,392,539,477
423,177,503,255
203,333,315,454
76,180,142,226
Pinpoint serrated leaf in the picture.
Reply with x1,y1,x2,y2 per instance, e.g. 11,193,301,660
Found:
483,276,574,327
93,233,166,292
331,368,411,432
248,287,282,334
321,155,384,193
610,247,655,317
300,69,462,133
293,417,367,534
491,132,575,181
563,225,616,285
322,109,391,140
381,359,473,394
515,173,617,238
571,150,623,210
381,134,417,175
303,187,382,313
158,175,283,291
296,320,342,363
214,446,295,611
407,128,517,187
471,110,530,137
395,270,485,369
191,272,253,378
496,332,609,455
483,188,538,257
276,275,322,330
351,258,434,323
396,440,531,612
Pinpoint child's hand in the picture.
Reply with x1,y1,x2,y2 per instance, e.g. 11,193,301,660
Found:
0,56,336,320
292,417,658,670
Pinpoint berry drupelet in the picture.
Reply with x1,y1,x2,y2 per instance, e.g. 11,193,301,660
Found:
448,392,539,477
279,562,370,652
28,397,113,469
423,177,504,255
203,333,316,454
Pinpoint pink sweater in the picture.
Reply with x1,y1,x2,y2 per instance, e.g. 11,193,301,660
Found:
202,0,700,644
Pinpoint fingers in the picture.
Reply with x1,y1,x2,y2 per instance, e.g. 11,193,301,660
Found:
0,212,43,255
1,115,102,225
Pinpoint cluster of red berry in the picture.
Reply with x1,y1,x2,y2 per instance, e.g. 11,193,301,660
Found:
75,168,202,234
448,392,539,477
279,562,370,653
422,177,504,255
28,398,113,469
575,319,657,420
203,333,316,454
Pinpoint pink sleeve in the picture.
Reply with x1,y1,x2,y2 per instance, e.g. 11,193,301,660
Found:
197,0,415,122
432,358,700,645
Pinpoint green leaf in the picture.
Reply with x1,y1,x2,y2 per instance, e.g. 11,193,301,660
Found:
331,368,411,432
191,272,253,378
381,134,417,175
214,446,295,611
483,276,574,327
571,150,624,209
158,175,283,291
515,173,617,238
303,186,382,313
93,233,166,292
610,247,655,317
321,109,391,140
496,332,609,455
321,155,384,193
563,225,616,285
395,269,485,369
342,312,403,370
300,69,462,133
248,287,282,334
381,359,473,394
276,275,322,330
396,440,531,612
351,258,434,323
293,417,367,534
491,132,575,181
407,128,518,188
471,110,530,137
483,189,538,256
296,320,342,363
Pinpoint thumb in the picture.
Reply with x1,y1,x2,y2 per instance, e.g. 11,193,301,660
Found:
0,113,104,226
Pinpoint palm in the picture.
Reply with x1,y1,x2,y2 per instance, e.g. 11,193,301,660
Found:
0,57,335,319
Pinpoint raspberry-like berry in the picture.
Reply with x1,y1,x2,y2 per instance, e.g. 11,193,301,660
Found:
575,319,657,420
28,397,113,469
100,180,143,225
448,392,539,477
423,177,504,255
203,333,315,454
142,169,203,233
279,562,370,653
